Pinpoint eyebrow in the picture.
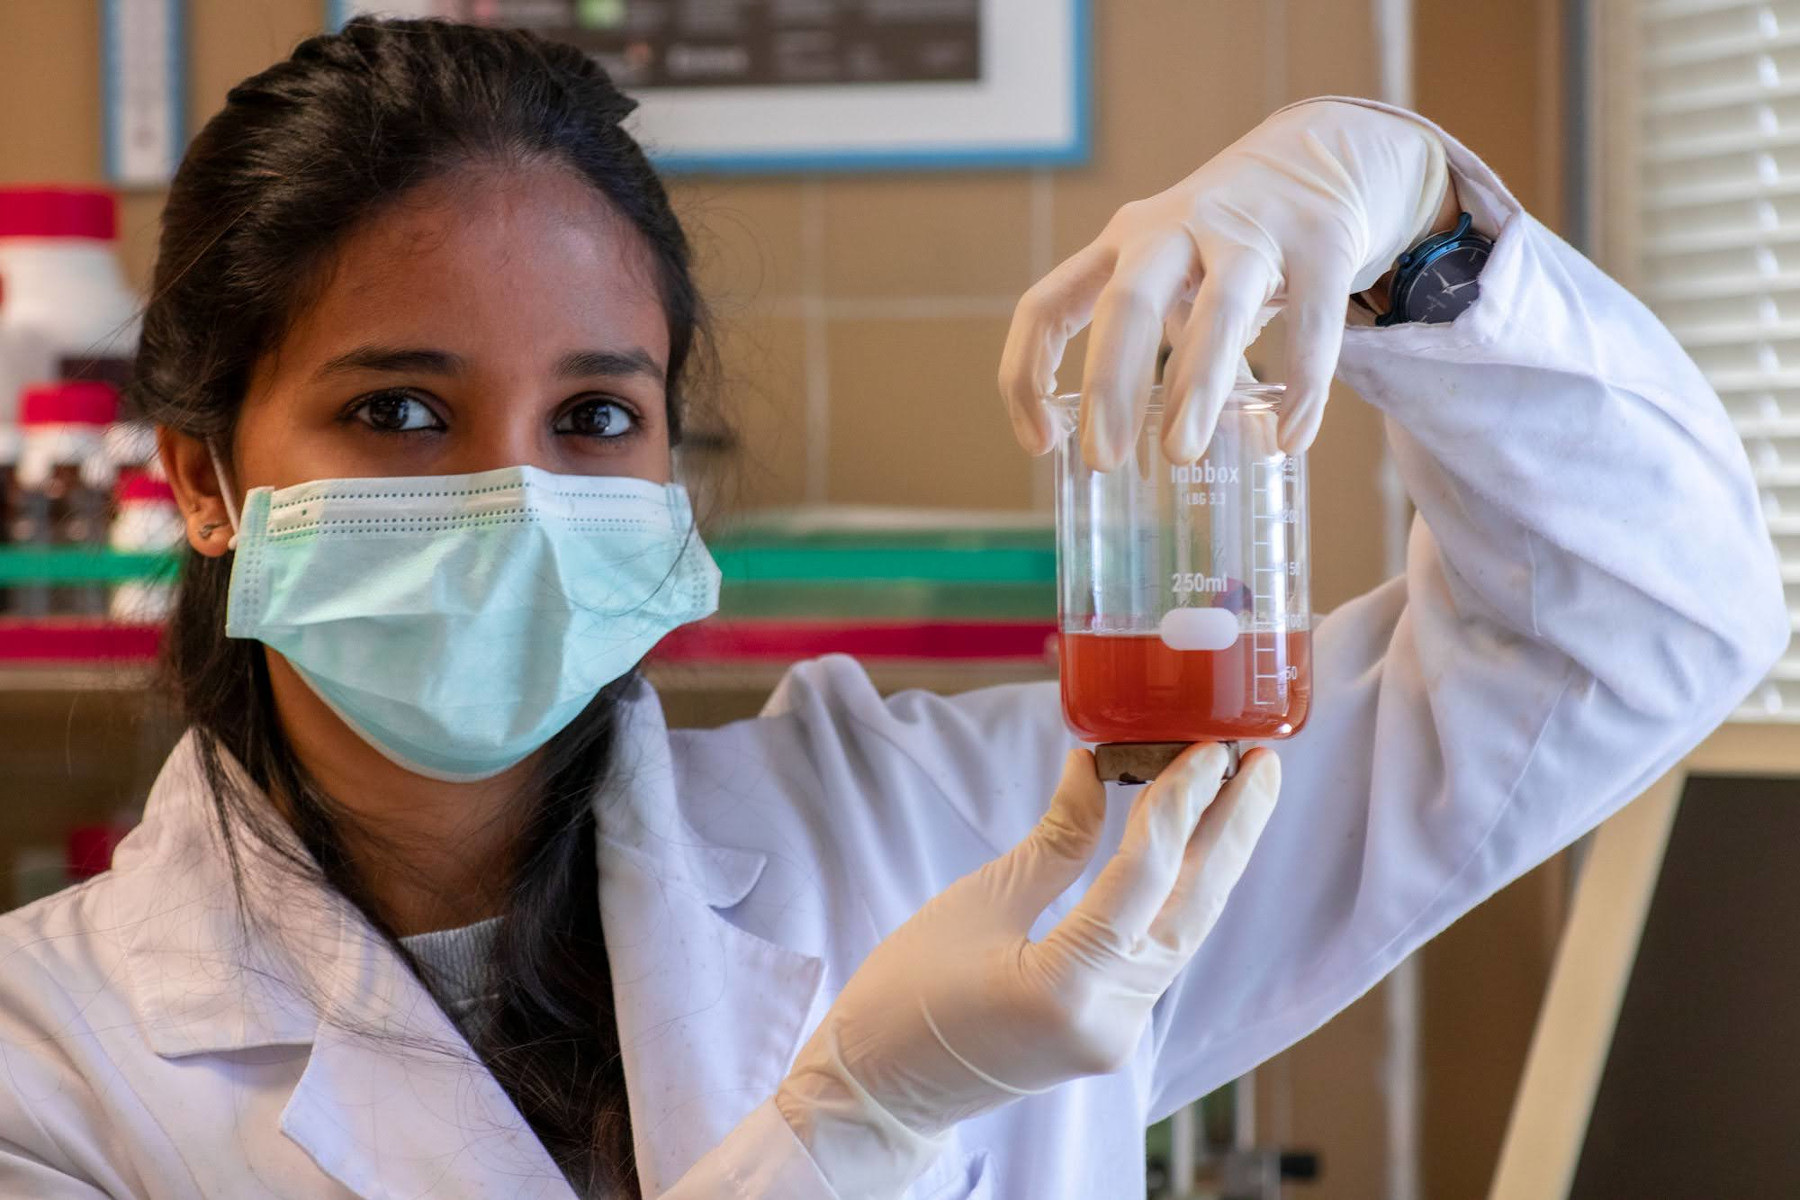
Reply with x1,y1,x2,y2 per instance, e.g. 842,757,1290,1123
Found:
555,348,664,382
315,346,465,379
312,344,664,383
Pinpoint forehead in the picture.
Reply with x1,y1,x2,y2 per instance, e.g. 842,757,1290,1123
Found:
277,161,670,370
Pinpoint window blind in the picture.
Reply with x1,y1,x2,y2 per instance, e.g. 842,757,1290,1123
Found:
1633,0,1800,720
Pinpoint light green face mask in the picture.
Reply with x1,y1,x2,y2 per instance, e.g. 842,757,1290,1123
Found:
218,463,720,781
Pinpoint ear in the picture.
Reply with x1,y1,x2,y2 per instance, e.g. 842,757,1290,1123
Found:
158,427,234,558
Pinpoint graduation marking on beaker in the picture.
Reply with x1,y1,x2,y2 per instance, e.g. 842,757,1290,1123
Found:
1249,457,1292,706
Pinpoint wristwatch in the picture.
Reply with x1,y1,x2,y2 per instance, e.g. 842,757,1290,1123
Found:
1367,212,1492,326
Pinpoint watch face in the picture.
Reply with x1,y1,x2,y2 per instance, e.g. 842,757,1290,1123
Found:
1401,242,1489,324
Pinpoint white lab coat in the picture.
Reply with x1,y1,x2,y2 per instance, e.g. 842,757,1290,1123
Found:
0,111,1787,1200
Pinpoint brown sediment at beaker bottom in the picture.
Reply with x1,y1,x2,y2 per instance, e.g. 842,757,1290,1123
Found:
1094,740,1242,784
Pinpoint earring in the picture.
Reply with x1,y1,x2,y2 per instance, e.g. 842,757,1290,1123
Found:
197,521,223,540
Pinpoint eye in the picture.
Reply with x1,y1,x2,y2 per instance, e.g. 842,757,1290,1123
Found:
555,397,638,440
348,390,445,433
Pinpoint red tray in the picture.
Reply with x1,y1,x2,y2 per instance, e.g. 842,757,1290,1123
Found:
0,618,1058,667
0,619,162,663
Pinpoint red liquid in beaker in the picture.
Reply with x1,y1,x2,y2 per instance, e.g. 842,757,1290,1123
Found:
1059,630,1313,743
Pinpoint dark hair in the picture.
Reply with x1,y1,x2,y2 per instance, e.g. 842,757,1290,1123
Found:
133,17,705,1195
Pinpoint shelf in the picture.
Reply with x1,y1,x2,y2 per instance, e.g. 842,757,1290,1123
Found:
0,663,158,692
0,620,160,666
656,618,1055,663
0,536,1058,587
0,548,175,584
0,616,1059,690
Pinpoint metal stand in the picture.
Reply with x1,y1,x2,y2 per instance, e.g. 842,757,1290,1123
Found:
1159,1072,1321,1200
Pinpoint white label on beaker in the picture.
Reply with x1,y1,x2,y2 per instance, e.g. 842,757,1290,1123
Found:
1159,607,1241,652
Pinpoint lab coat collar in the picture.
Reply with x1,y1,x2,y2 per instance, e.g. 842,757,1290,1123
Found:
115,678,768,1059
594,674,767,909
114,730,328,1056
596,677,827,1194
112,733,576,1194
115,679,818,1197
279,1007,574,1198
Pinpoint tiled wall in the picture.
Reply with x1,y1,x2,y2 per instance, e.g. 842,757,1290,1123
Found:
666,0,1394,618
0,0,1394,614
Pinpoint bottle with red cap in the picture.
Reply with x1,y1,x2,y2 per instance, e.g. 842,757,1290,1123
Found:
0,187,140,430
67,820,133,883
108,466,182,622
8,380,119,616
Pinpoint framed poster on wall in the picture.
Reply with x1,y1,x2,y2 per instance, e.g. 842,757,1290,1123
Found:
102,0,186,187
328,0,1088,174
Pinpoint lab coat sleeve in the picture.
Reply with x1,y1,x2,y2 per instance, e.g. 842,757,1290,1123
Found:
1136,101,1790,1119
657,1098,844,1200
759,104,1784,1141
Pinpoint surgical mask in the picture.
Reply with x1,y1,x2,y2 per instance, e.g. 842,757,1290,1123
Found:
212,455,720,781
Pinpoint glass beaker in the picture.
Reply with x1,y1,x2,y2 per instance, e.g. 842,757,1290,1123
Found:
1053,382,1311,748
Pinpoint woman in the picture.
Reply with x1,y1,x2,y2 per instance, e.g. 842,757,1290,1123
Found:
0,17,1782,1200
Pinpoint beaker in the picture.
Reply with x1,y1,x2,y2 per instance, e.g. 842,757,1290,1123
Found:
1052,383,1311,758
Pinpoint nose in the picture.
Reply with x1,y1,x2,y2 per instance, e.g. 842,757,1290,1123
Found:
450,385,550,474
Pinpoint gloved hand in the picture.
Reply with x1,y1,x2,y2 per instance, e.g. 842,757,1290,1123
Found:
774,743,1281,1198
999,98,1451,468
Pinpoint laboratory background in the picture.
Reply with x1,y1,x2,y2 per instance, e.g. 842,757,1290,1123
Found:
0,1,1796,1198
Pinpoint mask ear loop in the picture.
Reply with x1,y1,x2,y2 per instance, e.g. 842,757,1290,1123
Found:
207,440,242,551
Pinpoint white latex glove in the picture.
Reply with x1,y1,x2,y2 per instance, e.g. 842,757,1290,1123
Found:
999,98,1450,468
775,743,1281,1198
